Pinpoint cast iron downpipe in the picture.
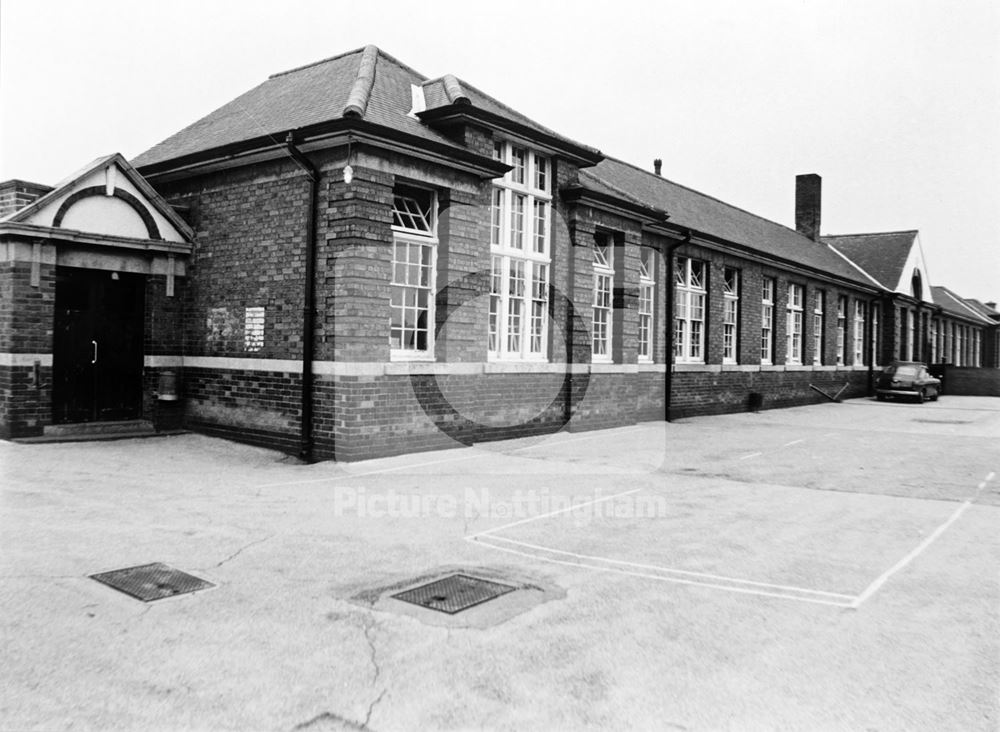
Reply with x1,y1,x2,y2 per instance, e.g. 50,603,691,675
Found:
285,133,320,462
663,232,691,421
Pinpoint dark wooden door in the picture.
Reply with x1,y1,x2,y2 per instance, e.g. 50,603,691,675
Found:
53,267,144,423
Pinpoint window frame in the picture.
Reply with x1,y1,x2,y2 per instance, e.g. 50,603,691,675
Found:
592,233,614,362
723,267,739,364
853,300,866,365
785,283,804,365
638,248,655,362
674,256,706,364
836,295,848,365
813,291,825,365
390,185,438,361
760,277,775,365
489,140,552,361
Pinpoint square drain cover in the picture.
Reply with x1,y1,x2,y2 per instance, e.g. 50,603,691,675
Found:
392,574,514,614
90,562,214,602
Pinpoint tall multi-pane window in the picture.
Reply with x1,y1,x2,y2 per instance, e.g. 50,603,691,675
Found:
723,268,739,364
674,257,706,363
489,141,550,359
638,249,655,361
760,278,775,364
813,291,825,365
592,233,613,360
853,300,866,365
836,296,847,364
786,283,804,364
974,329,981,367
870,304,880,366
908,310,916,361
390,186,437,357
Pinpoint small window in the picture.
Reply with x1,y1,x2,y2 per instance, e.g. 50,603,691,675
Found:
392,186,434,233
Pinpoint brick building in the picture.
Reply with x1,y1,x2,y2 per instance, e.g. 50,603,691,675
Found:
1,46,997,458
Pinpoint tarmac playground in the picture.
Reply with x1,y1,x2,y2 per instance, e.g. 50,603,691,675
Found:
2,396,998,730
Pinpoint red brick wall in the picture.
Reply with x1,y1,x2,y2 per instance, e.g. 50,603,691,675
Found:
670,368,869,418
0,257,55,437
941,366,1000,396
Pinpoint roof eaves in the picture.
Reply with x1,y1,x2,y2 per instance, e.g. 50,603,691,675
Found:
561,184,669,225
416,104,602,166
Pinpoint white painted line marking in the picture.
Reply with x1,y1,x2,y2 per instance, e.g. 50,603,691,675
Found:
477,534,854,600
465,487,645,539
467,537,853,608
850,471,996,609
783,439,805,447
738,452,762,460
255,451,481,488
851,501,971,608
986,472,996,482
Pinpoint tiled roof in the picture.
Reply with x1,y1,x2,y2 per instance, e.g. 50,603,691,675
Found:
932,286,995,323
822,231,917,290
962,298,1000,319
423,76,598,156
582,158,872,284
133,46,465,169
134,45,598,171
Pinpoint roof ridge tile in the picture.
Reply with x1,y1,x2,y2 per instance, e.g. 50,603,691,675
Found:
441,74,469,104
823,230,919,239
343,45,380,118
269,45,370,80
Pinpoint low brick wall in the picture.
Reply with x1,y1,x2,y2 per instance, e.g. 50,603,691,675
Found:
669,368,870,419
941,367,1000,397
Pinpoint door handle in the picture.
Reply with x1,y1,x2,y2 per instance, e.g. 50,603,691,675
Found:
92,340,98,365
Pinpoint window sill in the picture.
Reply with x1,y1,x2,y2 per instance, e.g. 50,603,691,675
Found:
390,351,435,363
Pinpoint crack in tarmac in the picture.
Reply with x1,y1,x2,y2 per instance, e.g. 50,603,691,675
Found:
209,534,275,569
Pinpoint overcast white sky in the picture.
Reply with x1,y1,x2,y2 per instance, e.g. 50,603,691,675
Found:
2,0,997,302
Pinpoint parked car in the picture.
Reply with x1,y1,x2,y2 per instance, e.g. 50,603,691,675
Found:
875,361,941,403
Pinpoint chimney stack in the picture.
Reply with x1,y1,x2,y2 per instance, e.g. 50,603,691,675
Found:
986,301,997,311
653,158,662,176
795,174,822,241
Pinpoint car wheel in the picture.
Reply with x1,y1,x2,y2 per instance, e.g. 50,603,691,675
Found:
876,394,886,402
917,389,926,404
931,389,939,402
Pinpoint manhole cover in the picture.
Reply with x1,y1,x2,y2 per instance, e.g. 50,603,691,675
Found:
391,574,514,614
90,562,214,602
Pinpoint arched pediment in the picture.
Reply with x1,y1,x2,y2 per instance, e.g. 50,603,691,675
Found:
53,186,161,239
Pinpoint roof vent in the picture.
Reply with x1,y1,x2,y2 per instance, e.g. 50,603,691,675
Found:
653,158,662,176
